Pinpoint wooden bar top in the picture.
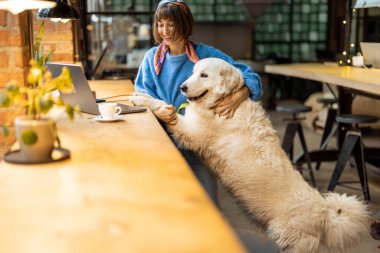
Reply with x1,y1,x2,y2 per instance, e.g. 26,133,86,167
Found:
265,63,380,96
0,80,246,253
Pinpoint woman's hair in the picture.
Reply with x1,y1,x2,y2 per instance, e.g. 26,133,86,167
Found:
153,2,194,43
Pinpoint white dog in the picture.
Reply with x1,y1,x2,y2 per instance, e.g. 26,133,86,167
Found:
130,58,369,253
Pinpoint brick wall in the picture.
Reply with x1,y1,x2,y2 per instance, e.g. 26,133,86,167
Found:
0,10,74,157
0,11,29,89
33,14,74,63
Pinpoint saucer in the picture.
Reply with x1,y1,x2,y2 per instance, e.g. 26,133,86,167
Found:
3,147,70,164
93,115,124,122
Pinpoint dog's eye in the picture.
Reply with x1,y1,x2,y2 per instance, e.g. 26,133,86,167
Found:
200,73,208,78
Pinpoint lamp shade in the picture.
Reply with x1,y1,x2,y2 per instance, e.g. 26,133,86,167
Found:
354,0,380,8
0,0,56,14
37,0,79,22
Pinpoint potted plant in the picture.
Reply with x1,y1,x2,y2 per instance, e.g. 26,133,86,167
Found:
0,22,78,163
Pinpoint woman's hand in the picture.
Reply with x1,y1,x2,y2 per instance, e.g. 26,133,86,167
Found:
213,86,250,118
153,105,178,125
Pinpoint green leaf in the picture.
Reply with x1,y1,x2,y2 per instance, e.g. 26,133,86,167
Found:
2,83,19,105
65,105,75,121
33,21,44,61
21,129,38,145
56,67,74,92
54,97,64,106
1,125,9,137
0,93,11,107
39,96,54,113
45,50,54,66
5,82,20,95
176,102,189,113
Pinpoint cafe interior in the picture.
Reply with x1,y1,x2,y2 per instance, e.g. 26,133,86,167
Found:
0,0,380,252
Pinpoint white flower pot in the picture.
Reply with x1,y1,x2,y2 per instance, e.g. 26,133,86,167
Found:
15,117,56,162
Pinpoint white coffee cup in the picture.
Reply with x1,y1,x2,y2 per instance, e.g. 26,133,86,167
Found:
98,103,122,119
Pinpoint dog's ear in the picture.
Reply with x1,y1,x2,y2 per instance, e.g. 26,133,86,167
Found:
219,66,244,94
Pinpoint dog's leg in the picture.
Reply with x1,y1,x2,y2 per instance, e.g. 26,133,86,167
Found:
129,92,167,111
167,115,205,151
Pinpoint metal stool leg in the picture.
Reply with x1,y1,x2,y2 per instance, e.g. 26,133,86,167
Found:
316,108,337,170
327,133,359,191
297,125,316,187
352,133,370,201
281,122,299,160
320,108,337,147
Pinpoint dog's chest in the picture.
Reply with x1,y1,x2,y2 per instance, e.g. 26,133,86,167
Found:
185,109,235,145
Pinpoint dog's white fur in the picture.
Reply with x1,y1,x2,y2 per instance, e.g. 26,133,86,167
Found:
131,58,369,253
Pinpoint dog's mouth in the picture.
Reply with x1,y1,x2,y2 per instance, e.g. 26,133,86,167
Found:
187,90,209,102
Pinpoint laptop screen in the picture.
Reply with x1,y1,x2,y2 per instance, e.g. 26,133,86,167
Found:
360,42,380,69
47,62,100,115
47,62,147,115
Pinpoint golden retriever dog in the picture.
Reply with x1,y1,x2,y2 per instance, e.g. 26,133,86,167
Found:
130,58,369,253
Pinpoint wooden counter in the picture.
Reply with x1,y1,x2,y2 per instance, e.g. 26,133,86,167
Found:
0,80,246,253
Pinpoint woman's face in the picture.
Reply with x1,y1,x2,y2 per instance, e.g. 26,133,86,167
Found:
157,19,183,46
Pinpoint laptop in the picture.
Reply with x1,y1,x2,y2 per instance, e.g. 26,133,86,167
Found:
46,62,146,115
360,42,380,68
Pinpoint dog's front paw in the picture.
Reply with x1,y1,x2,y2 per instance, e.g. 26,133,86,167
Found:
129,93,167,111
130,92,154,99
129,95,150,107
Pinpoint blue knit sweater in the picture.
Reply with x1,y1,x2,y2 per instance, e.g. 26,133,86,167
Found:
134,43,262,111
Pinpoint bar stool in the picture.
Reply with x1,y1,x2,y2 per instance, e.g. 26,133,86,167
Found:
276,104,316,187
327,114,378,201
315,98,338,170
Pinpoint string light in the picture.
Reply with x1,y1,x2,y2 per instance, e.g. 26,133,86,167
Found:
343,51,347,56
343,20,347,24
351,43,355,47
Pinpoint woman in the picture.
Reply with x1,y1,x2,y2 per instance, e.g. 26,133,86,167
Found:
134,0,262,204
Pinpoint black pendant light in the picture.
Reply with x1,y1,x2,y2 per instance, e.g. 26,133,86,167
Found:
37,0,79,23
0,0,56,14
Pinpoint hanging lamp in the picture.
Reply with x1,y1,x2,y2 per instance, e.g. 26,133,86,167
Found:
37,0,79,23
0,0,56,15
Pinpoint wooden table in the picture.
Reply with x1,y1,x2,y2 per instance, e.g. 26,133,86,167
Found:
265,63,380,163
265,63,380,127
265,63,380,97
0,80,246,253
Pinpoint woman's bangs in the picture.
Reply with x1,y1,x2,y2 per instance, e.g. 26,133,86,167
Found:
155,5,175,21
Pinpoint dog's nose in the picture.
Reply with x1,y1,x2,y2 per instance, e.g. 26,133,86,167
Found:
180,83,188,93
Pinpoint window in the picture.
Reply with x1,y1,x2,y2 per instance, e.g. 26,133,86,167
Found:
84,0,155,79
254,0,329,62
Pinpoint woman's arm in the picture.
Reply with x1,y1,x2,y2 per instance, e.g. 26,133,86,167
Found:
134,50,160,98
